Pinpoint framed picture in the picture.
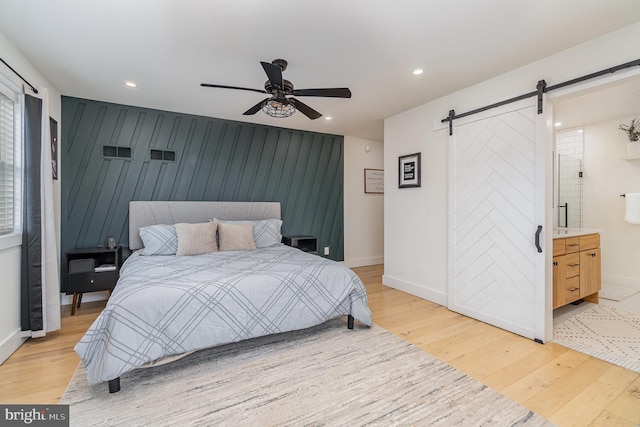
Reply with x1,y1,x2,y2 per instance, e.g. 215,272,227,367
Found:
364,168,384,193
398,152,421,188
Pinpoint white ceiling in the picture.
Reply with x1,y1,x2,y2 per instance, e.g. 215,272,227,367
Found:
1,1,640,141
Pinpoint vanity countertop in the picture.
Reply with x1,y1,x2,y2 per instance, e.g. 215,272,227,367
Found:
553,228,602,238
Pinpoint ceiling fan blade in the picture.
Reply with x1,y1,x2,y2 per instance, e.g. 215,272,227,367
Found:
243,98,271,115
201,83,267,95
291,88,352,98
261,61,284,89
289,98,322,120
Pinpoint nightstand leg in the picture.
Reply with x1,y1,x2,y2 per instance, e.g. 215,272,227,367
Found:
71,293,78,316
77,293,83,309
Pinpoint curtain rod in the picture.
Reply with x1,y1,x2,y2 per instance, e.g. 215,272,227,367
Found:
0,57,39,94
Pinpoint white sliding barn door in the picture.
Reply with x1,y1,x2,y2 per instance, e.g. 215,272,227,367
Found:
448,99,549,341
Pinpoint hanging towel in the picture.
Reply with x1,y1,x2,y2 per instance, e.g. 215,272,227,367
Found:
625,193,640,224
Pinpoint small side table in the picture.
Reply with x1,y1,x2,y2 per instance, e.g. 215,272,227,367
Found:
65,246,123,315
282,235,318,255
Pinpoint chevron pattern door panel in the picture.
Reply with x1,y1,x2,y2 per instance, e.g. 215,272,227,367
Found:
449,105,540,339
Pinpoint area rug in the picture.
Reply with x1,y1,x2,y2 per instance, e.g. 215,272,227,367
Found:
554,305,640,373
598,284,640,302
61,319,551,426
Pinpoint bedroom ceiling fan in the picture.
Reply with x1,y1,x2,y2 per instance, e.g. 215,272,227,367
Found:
201,59,351,120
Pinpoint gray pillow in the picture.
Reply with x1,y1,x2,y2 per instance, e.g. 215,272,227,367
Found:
139,224,178,255
212,218,282,248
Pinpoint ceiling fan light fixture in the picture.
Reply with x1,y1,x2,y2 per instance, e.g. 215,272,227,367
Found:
262,99,296,118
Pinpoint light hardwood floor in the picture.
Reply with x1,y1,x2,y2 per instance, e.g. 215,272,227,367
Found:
1,264,638,426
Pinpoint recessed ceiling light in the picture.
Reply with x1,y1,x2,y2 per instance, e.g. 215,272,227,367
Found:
412,69,424,76
554,122,562,127
125,81,137,88
324,116,332,121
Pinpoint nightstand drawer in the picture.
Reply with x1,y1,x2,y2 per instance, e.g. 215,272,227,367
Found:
67,271,117,293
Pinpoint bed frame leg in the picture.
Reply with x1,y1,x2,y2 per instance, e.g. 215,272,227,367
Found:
108,377,121,393
347,315,354,329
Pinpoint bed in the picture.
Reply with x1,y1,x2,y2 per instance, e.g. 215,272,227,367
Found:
74,201,372,393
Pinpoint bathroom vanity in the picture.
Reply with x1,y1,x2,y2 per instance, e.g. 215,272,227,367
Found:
552,229,601,309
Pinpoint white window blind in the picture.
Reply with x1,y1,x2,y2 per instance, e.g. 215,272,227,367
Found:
0,88,17,235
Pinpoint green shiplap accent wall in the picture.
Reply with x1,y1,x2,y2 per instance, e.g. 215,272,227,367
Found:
61,96,344,266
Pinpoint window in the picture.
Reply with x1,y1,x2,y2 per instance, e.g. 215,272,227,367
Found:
0,80,21,237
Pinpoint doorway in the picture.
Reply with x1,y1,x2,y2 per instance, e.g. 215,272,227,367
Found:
549,72,640,373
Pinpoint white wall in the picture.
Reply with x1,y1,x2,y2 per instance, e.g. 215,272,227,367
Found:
383,22,640,305
344,136,384,267
583,116,640,287
0,30,62,363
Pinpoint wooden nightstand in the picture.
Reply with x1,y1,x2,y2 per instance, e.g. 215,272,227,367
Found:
65,246,123,315
282,235,318,255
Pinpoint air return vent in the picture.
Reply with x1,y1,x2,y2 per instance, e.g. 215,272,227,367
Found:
150,149,176,162
102,145,132,159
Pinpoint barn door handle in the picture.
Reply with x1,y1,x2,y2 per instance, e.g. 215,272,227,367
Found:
535,225,543,253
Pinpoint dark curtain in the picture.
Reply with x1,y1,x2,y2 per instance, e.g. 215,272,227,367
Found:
21,94,43,333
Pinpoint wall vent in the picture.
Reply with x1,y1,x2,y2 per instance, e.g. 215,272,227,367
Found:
150,149,176,162
102,145,132,159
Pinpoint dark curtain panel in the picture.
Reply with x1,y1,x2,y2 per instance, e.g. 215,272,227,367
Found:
21,94,43,333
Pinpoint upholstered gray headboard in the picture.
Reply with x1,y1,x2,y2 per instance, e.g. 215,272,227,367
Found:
129,201,281,250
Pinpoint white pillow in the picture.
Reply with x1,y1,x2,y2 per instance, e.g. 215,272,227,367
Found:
217,222,256,252
175,222,218,256
212,218,282,248
139,224,178,255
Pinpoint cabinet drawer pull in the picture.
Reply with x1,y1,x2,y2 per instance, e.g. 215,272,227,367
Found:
567,244,579,247
569,287,579,292
590,253,596,257
567,263,579,267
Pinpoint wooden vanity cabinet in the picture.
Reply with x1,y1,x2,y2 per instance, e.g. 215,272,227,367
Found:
580,248,601,298
552,233,601,309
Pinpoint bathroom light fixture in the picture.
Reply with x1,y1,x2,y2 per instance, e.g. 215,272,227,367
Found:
261,98,295,118
412,69,424,75
324,116,332,121
125,81,137,88
554,122,562,127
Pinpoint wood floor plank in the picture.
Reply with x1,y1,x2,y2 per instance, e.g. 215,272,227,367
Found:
599,376,640,425
548,365,638,427
479,341,570,390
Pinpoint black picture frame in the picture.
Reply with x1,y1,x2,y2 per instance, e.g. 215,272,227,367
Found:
398,152,421,188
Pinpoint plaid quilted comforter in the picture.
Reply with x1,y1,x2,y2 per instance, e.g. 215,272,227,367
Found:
75,245,372,385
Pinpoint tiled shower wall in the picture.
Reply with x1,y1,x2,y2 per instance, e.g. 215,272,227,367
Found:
555,128,584,228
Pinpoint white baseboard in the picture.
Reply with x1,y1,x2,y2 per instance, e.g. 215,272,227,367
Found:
602,274,640,289
382,274,447,306
0,329,27,365
343,256,384,268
